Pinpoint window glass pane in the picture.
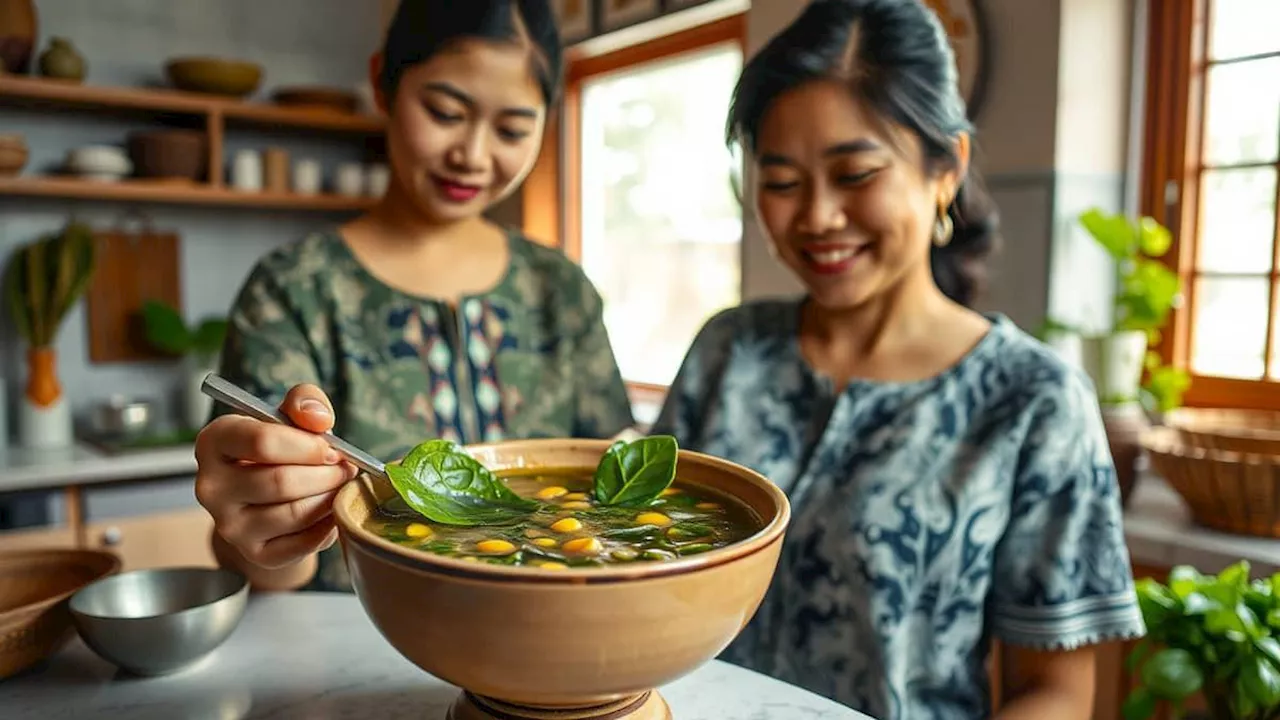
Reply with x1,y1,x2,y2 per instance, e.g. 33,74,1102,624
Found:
1202,57,1280,165
1210,0,1280,60
1191,275,1270,379
579,44,743,386
1196,167,1277,274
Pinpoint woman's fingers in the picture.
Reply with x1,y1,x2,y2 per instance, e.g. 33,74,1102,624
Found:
244,516,339,570
282,383,336,433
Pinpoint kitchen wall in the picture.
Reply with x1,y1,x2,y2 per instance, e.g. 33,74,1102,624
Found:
0,0,383,430
739,0,1137,335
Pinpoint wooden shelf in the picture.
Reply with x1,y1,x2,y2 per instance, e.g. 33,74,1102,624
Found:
0,176,377,211
0,75,385,134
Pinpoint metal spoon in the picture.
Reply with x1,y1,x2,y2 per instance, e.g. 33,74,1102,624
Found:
200,373,387,481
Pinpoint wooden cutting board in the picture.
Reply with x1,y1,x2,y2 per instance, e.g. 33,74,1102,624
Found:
85,220,182,363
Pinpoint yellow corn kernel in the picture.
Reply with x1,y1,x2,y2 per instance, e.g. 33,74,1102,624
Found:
695,502,721,511
476,539,517,555
535,486,568,500
406,523,433,538
532,537,558,548
563,492,589,501
635,512,673,527
561,501,592,510
562,537,603,555
462,557,480,563
537,561,568,570
550,517,583,533
660,488,682,497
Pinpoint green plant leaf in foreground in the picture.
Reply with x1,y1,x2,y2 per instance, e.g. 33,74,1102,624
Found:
385,439,538,526
593,435,679,507
1141,648,1204,700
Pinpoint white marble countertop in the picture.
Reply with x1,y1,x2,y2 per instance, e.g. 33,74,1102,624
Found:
1,593,867,720
0,442,197,493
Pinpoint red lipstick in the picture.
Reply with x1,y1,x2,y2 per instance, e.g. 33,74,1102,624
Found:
432,176,482,203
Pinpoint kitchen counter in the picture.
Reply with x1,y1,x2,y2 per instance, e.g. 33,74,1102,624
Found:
3,440,1279,576
2,592,867,720
0,442,196,493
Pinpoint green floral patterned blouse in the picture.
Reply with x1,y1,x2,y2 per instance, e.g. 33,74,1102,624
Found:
213,228,635,591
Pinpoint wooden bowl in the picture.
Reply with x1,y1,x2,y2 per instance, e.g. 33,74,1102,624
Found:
0,549,121,679
126,130,207,181
1142,426,1280,539
0,133,28,176
1164,407,1280,456
165,57,262,97
332,438,791,720
272,86,360,114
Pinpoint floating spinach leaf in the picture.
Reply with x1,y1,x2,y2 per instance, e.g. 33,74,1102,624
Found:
385,439,538,526
592,435,678,507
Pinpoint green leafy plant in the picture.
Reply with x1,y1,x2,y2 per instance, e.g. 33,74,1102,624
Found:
141,299,227,363
386,435,681,526
1078,209,1191,412
3,221,96,348
1127,561,1280,720
593,435,678,506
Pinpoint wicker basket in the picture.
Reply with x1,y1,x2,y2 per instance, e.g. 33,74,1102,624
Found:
0,549,120,679
1141,426,1280,539
1163,407,1280,456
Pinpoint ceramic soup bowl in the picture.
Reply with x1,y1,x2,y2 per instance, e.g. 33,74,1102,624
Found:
332,438,790,720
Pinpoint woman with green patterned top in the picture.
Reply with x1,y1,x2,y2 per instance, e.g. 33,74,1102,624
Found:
193,1,635,593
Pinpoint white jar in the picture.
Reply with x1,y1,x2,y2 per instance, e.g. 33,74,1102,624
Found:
293,159,322,195
365,163,390,198
335,162,364,197
231,149,263,192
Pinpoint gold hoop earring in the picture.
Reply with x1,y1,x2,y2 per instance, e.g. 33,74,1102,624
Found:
933,209,953,247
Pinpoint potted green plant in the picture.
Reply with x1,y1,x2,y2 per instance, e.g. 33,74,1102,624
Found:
1127,561,1280,720
140,299,227,431
1076,208,1191,413
3,221,95,448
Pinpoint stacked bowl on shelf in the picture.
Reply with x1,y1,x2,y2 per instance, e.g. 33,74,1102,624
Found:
1142,409,1280,539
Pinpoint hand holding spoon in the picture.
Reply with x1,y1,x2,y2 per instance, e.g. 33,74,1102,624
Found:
200,373,388,482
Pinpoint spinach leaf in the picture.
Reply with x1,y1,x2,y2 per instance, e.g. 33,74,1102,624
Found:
593,435,678,507
385,439,538,526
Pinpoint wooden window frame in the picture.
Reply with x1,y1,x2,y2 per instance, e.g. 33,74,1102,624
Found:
1141,0,1280,410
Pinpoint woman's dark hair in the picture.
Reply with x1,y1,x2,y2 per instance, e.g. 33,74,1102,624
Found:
727,0,999,308
381,0,564,106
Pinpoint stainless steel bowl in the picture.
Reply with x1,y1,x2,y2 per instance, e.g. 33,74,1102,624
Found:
68,567,248,676
88,396,153,439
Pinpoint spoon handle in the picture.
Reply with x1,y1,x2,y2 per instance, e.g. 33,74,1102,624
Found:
200,373,387,480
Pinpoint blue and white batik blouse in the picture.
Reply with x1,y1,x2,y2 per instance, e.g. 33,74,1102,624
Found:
650,299,1145,720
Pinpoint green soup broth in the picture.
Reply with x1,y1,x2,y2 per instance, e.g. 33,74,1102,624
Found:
363,469,761,570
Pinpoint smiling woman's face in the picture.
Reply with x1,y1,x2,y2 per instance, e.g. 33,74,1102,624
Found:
753,79,963,311
379,38,547,224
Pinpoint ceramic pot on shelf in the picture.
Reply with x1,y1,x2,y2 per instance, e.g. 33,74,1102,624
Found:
18,346,73,449
0,0,37,74
38,36,85,82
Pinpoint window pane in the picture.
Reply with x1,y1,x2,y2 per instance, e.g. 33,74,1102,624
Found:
1202,57,1280,165
579,45,743,386
1210,0,1280,60
1196,167,1277,274
1191,275,1270,379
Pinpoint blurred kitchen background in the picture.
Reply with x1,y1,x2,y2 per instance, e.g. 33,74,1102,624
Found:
1,1,1278,716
